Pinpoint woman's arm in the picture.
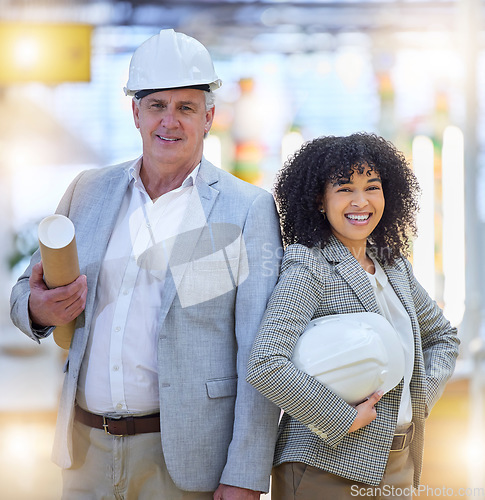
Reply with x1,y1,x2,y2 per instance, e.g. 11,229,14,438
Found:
247,245,358,449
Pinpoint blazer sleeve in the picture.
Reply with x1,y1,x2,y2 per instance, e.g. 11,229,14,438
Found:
403,258,460,415
247,244,358,449
9,172,83,341
10,250,46,343
218,191,283,493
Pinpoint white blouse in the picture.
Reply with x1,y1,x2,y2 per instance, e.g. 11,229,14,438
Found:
366,255,414,425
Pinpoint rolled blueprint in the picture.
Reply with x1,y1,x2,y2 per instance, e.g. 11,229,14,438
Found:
38,214,80,349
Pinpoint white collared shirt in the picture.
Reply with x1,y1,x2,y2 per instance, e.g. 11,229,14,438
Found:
366,256,414,425
77,158,200,415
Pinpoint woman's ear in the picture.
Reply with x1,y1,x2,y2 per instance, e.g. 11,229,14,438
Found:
316,194,325,213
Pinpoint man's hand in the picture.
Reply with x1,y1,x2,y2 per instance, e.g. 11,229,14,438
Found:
213,484,260,500
348,390,383,433
28,261,88,328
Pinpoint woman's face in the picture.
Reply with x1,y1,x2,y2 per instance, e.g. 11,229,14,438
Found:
320,165,385,251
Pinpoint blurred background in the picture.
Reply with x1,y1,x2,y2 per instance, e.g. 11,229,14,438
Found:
0,0,484,498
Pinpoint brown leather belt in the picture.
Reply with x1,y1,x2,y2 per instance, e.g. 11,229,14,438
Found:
75,405,160,436
390,422,415,452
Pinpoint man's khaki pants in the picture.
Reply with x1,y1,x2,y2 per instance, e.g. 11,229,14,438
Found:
62,419,214,500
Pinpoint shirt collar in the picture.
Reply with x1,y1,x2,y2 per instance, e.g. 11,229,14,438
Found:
129,159,200,193
366,254,389,289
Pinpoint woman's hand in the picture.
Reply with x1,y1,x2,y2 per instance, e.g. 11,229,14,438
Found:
348,390,383,433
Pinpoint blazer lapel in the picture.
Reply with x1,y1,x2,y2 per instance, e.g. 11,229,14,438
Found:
321,236,381,314
374,254,427,410
87,166,132,265
157,159,220,321
73,162,132,352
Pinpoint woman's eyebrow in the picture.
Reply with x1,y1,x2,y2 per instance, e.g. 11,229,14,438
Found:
331,177,381,187
332,179,351,187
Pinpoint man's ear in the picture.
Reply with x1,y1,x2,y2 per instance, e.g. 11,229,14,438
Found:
204,106,215,135
132,99,140,129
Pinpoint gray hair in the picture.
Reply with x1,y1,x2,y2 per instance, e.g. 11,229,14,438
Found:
204,91,216,111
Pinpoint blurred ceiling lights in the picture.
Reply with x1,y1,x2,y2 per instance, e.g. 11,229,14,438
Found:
0,1,480,34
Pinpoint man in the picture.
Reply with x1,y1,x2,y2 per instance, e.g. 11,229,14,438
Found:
10,29,281,499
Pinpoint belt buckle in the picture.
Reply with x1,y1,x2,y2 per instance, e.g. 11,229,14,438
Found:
391,422,415,452
391,432,407,452
103,416,124,437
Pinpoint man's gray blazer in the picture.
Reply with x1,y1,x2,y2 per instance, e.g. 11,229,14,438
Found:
247,238,459,488
10,157,282,493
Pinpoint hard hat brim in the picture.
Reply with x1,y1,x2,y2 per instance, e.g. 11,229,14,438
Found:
132,85,212,100
124,79,222,97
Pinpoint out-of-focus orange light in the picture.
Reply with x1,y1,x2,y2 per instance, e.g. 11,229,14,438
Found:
0,22,92,84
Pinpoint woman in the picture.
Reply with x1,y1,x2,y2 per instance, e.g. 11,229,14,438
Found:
247,133,459,499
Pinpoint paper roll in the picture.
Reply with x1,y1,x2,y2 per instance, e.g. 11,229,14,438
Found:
38,215,80,349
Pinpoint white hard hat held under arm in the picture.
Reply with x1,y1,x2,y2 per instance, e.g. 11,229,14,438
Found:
124,29,222,97
292,312,405,405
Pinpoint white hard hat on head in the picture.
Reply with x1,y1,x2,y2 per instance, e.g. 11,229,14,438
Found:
291,312,405,405
124,28,222,98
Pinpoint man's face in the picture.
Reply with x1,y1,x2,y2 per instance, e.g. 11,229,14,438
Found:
132,88,214,174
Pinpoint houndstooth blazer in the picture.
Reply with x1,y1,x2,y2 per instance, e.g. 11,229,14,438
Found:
247,236,459,487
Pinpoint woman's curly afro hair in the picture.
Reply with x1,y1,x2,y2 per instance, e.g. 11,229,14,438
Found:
274,132,421,264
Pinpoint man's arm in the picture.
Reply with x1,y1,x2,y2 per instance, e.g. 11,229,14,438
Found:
10,170,88,340
218,191,282,495
10,259,87,342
